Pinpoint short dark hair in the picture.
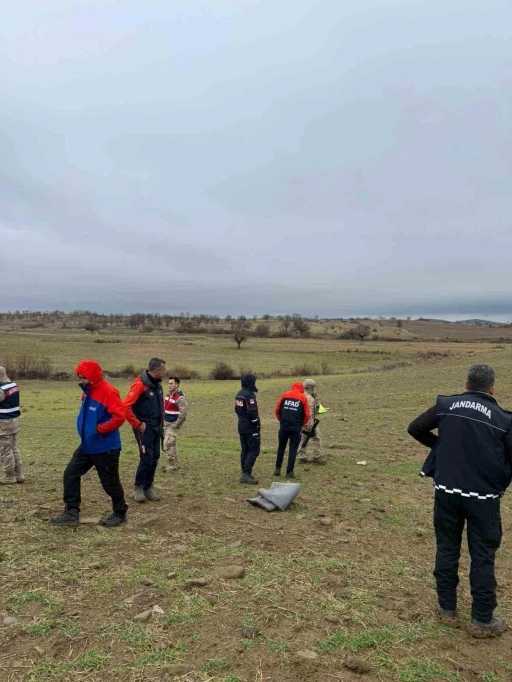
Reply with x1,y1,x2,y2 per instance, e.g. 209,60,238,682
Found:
467,363,495,392
148,357,166,371
168,375,180,385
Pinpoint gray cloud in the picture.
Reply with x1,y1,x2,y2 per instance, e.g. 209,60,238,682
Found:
1,0,511,319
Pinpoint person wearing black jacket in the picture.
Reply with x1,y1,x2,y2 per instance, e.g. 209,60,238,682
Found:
408,364,512,637
124,358,166,503
235,373,260,485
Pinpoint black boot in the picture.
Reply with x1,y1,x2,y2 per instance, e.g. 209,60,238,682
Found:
273,468,281,477
100,512,126,528
240,473,258,485
50,508,79,527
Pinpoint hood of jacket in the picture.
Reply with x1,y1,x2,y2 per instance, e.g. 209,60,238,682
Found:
291,382,305,394
0,366,9,383
75,360,104,385
241,373,258,392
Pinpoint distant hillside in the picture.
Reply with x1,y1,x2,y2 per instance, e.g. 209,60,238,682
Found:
456,319,500,326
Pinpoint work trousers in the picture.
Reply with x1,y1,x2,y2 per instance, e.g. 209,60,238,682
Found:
163,422,179,467
275,426,301,474
134,427,161,490
0,432,23,480
239,430,260,475
433,490,502,623
63,447,127,516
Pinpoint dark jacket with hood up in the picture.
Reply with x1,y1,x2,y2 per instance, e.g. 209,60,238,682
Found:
75,360,126,455
235,373,260,433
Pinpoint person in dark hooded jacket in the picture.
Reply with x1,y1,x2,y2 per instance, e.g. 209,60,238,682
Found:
235,373,260,484
51,360,128,528
274,382,311,478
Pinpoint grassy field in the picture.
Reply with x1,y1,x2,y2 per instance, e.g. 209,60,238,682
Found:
1,329,512,681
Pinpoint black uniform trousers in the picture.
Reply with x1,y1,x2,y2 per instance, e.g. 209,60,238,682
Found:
433,490,502,623
134,427,161,490
239,430,260,474
63,447,127,516
275,425,302,474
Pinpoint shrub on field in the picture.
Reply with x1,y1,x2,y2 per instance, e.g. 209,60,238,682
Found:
289,362,320,376
253,323,270,337
210,362,237,380
260,368,286,379
94,339,122,344
105,364,145,378
167,365,201,380
351,361,412,374
3,354,53,379
20,321,45,329
272,329,292,338
418,351,451,360
52,371,72,381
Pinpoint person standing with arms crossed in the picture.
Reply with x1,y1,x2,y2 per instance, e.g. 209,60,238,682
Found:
125,358,165,503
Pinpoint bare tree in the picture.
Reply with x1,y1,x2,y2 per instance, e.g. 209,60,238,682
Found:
291,314,310,338
231,316,252,349
355,323,371,342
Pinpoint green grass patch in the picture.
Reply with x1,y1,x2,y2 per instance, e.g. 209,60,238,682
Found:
200,659,230,673
318,625,419,654
393,657,460,682
70,649,111,671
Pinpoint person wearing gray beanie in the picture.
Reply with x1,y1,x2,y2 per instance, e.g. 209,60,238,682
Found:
297,379,326,465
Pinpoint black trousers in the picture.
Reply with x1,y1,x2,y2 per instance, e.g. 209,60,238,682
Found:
239,431,260,474
433,490,502,623
63,447,127,515
275,426,301,474
134,428,161,490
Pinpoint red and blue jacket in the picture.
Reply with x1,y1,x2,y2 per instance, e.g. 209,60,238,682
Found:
75,360,125,455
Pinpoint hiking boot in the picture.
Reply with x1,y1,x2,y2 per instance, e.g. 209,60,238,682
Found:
240,473,258,485
312,456,327,465
468,616,506,638
436,607,459,626
0,477,17,485
50,508,79,527
163,464,179,472
100,512,126,528
285,471,296,479
16,475,26,483
273,468,281,477
144,486,161,502
133,485,147,503
298,456,311,464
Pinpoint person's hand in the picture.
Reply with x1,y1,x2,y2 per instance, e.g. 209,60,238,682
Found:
137,422,147,434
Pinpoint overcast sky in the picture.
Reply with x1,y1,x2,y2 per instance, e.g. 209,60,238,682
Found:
1,0,511,320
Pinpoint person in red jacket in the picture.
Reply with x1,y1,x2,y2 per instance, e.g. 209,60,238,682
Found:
274,382,311,478
51,360,128,528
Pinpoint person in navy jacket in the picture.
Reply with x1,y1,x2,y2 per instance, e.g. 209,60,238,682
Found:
51,360,128,528
408,363,512,637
